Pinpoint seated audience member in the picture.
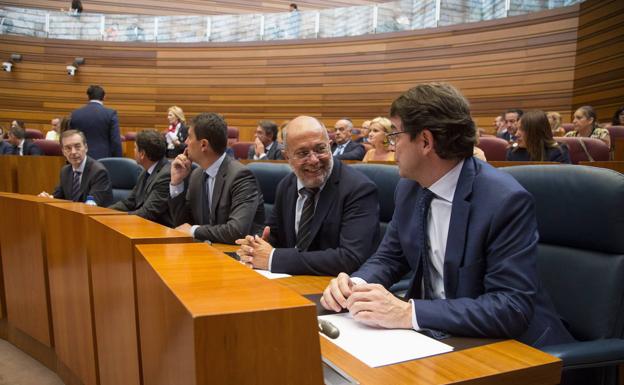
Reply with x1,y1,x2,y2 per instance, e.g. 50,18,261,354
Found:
497,109,523,143
277,120,289,144
59,116,71,135
165,105,188,158
0,126,9,154
565,105,611,149
109,130,173,226
39,130,113,205
506,110,571,163
362,117,395,162
320,83,574,348
330,118,365,160
547,111,566,137
493,114,505,135
3,125,42,155
248,120,284,160
355,120,371,144
169,112,265,244
611,105,624,127
46,117,62,141
236,116,379,275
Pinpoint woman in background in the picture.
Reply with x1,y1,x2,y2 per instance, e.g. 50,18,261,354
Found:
506,110,570,163
611,106,624,127
362,117,395,162
165,106,187,158
547,111,566,137
565,105,611,149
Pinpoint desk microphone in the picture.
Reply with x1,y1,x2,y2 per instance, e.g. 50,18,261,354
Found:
318,318,340,339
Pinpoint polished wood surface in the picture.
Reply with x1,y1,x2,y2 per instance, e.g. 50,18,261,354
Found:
614,138,624,161
134,242,324,385
579,161,624,174
0,156,18,193
87,215,192,385
44,203,124,385
16,156,66,195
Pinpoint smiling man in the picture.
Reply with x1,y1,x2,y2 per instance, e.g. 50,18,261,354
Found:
320,83,573,348
38,129,113,206
235,115,380,275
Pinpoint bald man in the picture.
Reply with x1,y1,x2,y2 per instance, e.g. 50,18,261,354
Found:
236,116,380,276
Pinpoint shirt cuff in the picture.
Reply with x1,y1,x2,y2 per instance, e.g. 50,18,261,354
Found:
170,183,184,198
190,225,199,238
267,248,276,271
350,277,367,286
253,153,267,160
409,299,421,330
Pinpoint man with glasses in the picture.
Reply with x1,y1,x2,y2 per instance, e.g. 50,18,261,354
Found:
235,115,380,275
320,83,573,348
38,129,113,206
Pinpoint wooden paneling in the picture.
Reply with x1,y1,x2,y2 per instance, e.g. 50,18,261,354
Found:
87,215,192,385
0,5,585,140
16,155,66,195
0,156,18,193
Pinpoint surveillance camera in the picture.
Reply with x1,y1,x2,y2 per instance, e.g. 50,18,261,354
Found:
66,65,77,76
2,62,12,72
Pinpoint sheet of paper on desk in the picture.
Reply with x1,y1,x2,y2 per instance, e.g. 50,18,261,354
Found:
319,313,453,367
253,269,291,279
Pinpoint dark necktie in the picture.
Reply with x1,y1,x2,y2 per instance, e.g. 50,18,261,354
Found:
415,188,435,299
202,173,211,225
71,171,82,201
296,187,319,251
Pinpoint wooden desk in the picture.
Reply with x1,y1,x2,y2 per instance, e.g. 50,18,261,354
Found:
579,161,624,174
0,155,18,193
87,215,192,385
44,203,125,385
134,242,323,385
17,156,66,195
614,137,624,161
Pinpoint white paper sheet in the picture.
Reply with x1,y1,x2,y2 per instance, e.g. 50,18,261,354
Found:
319,313,453,367
253,269,291,279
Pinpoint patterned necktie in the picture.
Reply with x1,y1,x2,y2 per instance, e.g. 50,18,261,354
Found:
202,173,211,225
417,188,435,299
71,171,82,201
296,187,319,251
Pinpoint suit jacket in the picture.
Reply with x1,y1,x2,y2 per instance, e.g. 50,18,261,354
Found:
506,145,571,164
1,140,42,155
268,161,380,275
70,101,122,159
53,156,113,206
169,155,265,244
353,158,573,347
331,140,365,160
247,141,284,160
108,158,173,226
0,140,10,154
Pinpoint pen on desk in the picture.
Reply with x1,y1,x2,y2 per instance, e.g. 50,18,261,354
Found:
318,318,340,339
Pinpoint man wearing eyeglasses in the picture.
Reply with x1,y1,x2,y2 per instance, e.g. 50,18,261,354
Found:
320,83,573,348
38,129,113,206
235,115,380,275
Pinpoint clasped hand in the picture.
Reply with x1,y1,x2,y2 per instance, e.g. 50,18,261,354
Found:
234,226,273,270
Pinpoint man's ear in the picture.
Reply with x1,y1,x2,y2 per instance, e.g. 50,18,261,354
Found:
422,129,434,151
200,138,210,152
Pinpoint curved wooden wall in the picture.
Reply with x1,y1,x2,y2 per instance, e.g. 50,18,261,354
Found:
0,2,615,140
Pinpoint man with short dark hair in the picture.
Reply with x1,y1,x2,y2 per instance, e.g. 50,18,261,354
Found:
497,109,523,142
4,125,42,155
247,120,284,160
169,112,265,244
235,116,380,275
330,118,365,160
70,84,122,159
321,83,573,348
38,130,113,206
109,130,173,226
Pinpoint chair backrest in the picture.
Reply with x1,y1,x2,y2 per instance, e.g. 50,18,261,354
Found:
124,132,137,141
562,123,575,133
227,126,239,147
502,165,624,341
231,141,253,160
351,163,400,237
33,139,62,156
98,157,142,203
477,136,509,161
554,137,609,164
25,128,44,139
246,162,292,218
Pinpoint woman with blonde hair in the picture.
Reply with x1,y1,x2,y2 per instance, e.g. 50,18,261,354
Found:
546,111,566,137
165,105,187,158
362,117,395,162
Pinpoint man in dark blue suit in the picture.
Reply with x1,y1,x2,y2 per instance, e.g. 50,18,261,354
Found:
330,118,365,160
235,115,380,276
70,85,122,159
4,125,42,155
321,83,573,348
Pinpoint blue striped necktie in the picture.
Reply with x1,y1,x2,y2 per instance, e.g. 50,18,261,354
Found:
71,171,82,201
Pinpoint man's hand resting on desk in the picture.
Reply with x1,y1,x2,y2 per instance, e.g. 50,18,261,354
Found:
321,273,413,329
38,191,53,198
235,226,273,269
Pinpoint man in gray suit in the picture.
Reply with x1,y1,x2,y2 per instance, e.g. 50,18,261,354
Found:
169,112,265,244
247,120,284,160
109,130,173,227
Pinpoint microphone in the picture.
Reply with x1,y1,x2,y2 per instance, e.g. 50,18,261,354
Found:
318,318,340,339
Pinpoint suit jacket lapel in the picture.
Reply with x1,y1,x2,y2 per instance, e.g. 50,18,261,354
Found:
210,157,229,223
305,161,341,244
284,176,298,246
443,158,476,298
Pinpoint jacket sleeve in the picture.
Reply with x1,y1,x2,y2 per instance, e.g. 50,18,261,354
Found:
109,110,122,157
129,171,171,222
89,167,114,207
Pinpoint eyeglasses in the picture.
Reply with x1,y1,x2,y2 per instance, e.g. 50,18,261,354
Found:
385,130,408,146
292,144,330,161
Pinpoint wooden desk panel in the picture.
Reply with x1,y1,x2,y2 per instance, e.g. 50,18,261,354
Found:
0,194,57,347
87,215,192,385
0,156,18,193
134,242,323,385
44,203,124,385
579,161,624,174
16,156,66,195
